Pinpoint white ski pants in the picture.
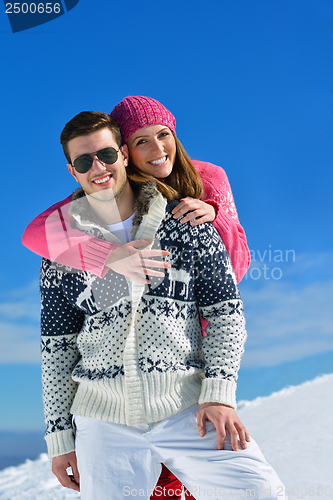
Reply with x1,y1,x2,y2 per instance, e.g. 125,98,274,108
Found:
74,405,286,500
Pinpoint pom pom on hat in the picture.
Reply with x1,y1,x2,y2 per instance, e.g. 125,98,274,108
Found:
111,96,176,143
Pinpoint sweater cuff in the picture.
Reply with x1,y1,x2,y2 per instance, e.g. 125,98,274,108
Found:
81,239,118,278
205,199,236,236
212,203,235,234
45,429,75,459
198,378,237,410
204,199,219,218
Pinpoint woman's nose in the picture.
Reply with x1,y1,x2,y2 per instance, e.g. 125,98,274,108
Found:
150,139,164,154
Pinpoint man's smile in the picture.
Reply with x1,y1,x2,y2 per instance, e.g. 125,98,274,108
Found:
92,173,113,185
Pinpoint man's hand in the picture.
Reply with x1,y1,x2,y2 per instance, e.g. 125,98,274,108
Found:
196,403,250,451
172,197,216,226
52,451,80,492
105,239,170,284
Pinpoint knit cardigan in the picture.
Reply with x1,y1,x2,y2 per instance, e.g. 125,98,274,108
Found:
23,160,250,283
40,183,247,459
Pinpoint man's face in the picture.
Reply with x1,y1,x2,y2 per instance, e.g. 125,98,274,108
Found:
67,128,129,200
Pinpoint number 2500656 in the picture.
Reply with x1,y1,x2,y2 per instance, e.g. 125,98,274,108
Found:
6,3,61,14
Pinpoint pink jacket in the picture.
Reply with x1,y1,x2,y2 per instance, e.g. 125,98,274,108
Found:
22,160,250,283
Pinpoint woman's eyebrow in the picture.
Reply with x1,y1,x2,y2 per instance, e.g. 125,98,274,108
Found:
134,134,148,140
134,127,169,140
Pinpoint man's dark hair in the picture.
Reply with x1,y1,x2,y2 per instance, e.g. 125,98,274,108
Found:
60,111,123,164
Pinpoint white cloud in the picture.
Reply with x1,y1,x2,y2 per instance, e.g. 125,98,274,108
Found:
0,280,40,321
0,280,41,363
0,300,40,321
0,322,40,363
243,250,333,283
239,252,333,367
4,280,39,297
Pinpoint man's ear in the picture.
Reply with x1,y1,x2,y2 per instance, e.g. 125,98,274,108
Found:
121,144,129,167
67,163,79,183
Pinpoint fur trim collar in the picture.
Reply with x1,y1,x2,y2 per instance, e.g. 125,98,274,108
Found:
69,181,162,229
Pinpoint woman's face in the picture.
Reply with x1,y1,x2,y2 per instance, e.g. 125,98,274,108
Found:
127,124,176,179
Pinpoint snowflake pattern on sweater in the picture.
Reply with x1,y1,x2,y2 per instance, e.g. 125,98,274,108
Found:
40,186,247,458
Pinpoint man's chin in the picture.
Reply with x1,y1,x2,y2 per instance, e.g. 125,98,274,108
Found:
88,187,115,202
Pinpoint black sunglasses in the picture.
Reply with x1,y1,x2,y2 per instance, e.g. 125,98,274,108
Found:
72,147,121,174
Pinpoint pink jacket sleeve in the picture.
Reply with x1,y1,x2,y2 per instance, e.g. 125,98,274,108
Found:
22,161,250,282
192,160,250,283
22,195,118,278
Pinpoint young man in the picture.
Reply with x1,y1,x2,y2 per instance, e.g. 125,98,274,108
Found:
39,111,285,500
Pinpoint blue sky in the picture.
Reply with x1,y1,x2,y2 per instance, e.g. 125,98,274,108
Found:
0,0,332,432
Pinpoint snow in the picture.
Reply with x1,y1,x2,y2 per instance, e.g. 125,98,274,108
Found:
238,374,333,499
0,374,332,500
0,453,79,499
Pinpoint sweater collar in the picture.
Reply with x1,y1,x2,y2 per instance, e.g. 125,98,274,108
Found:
68,181,167,242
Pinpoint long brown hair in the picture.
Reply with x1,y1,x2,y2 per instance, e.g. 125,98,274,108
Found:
126,132,204,201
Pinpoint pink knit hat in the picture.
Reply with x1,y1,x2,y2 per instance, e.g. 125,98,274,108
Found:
110,96,176,143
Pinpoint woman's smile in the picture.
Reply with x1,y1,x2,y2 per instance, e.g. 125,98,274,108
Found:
127,124,176,179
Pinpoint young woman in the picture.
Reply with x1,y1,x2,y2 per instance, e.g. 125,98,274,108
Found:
22,96,251,500
22,96,250,284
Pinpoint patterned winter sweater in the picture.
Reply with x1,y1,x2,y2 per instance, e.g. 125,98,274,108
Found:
40,183,247,459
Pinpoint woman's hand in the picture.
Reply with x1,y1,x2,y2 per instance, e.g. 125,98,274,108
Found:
172,197,216,226
196,403,250,451
52,451,80,492
105,239,170,284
